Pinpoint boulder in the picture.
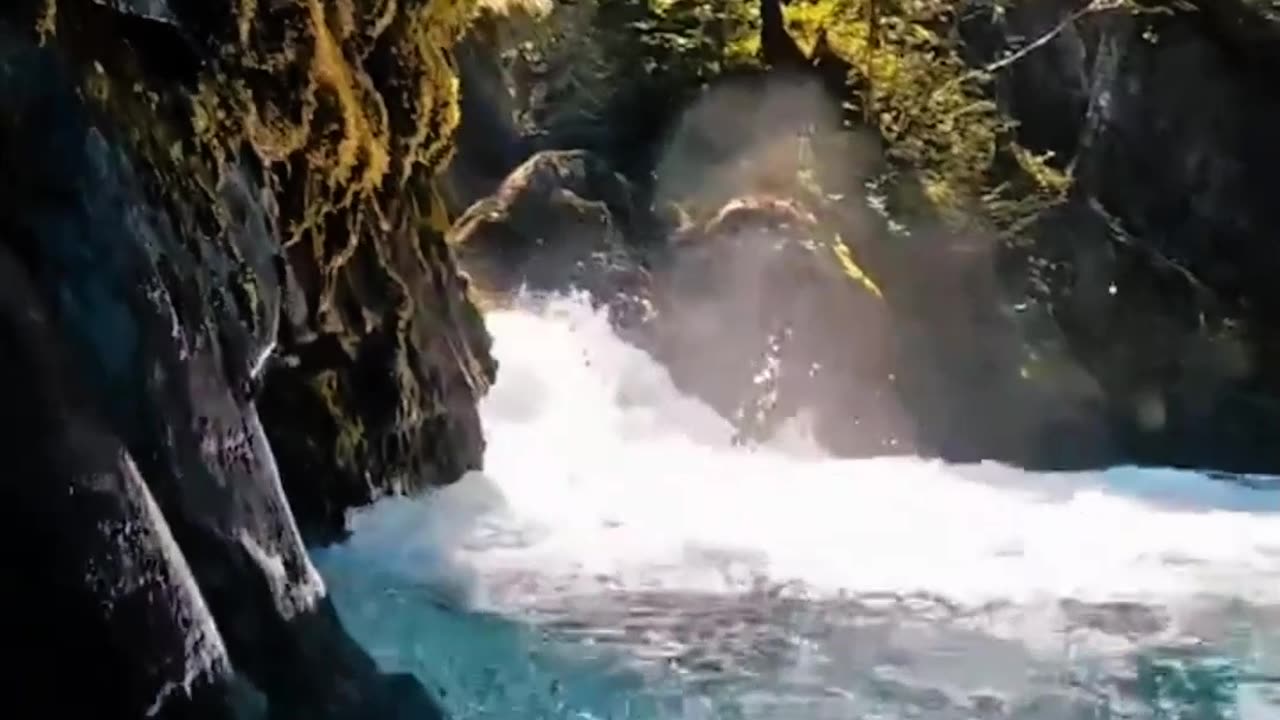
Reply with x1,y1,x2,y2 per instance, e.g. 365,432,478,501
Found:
644,194,1113,466
450,149,657,324
645,195,912,452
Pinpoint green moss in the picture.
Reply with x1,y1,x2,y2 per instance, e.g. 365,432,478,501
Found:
783,0,1072,235
831,237,883,298
557,0,1077,238
311,370,368,473
197,0,479,369
34,0,494,498
34,0,55,44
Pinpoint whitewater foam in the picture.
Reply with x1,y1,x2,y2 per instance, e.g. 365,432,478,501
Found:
332,295,1280,616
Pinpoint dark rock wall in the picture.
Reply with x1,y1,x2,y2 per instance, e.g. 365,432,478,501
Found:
963,0,1280,471
0,247,238,719
1,0,493,717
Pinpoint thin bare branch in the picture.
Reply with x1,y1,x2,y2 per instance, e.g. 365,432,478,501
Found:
982,3,1100,73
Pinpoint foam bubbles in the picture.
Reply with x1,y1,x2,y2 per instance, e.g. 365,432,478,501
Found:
337,295,1280,611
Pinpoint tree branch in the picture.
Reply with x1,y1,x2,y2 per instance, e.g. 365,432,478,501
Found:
921,1,1139,111
984,0,1188,74
982,2,1101,73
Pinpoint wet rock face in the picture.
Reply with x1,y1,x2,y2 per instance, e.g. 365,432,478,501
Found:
649,197,1112,465
646,196,911,452
963,0,1280,472
92,0,180,25
261,185,496,543
0,247,237,719
11,0,497,545
1,0,489,716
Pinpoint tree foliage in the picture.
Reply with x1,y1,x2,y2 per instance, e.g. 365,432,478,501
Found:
775,0,1080,238
490,0,1180,242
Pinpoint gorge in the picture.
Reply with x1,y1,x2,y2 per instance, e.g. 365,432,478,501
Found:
2,0,1279,718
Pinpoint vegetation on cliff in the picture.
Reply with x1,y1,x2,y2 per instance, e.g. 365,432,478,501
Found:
483,0,1085,235
22,0,499,538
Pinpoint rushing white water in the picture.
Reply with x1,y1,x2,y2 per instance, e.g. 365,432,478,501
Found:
317,295,1280,719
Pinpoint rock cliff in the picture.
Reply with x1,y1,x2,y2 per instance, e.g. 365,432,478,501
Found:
962,0,1280,471
1,0,493,716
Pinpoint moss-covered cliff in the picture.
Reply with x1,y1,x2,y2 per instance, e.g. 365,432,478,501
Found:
1,0,496,716
18,0,497,538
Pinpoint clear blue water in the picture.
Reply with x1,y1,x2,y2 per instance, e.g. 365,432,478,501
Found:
317,544,1280,719
313,299,1280,719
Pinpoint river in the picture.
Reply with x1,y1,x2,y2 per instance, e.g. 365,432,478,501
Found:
314,295,1280,719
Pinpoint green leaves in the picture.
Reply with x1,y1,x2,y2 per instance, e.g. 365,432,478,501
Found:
519,0,1113,238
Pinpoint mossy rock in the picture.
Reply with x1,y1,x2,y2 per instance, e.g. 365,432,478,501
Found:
21,0,497,539
449,149,655,321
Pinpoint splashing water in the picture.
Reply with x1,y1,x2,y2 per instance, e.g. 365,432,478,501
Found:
315,295,1280,719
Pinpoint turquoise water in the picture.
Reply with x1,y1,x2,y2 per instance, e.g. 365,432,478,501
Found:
318,548,1280,719
314,298,1280,719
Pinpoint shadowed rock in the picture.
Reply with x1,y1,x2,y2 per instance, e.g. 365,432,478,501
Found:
961,0,1280,472
0,245,238,719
